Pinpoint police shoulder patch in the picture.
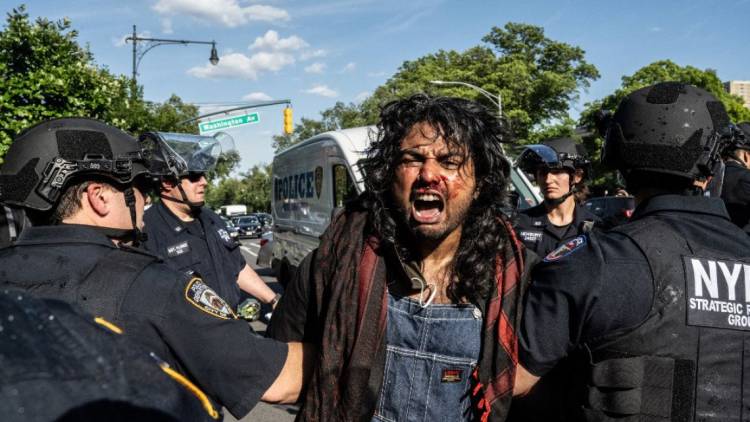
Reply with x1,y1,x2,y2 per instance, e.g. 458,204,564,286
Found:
184,278,236,320
544,235,587,262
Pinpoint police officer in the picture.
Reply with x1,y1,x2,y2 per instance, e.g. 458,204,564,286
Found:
0,118,308,419
514,83,750,421
139,132,279,310
0,289,212,421
515,137,599,257
720,121,750,232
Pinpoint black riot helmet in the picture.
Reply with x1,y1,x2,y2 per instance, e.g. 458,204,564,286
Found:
516,137,591,206
721,122,750,157
0,118,150,243
600,82,731,187
139,131,235,208
516,137,591,177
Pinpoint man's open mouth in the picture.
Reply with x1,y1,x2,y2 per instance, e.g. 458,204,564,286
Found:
412,191,445,223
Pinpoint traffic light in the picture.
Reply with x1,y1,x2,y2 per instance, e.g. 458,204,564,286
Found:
283,107,293,134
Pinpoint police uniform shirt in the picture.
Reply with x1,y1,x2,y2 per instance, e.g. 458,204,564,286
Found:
720,160,750,232
518,195,741,377
515,202,600,258
0,225,288,418
144,201,245,308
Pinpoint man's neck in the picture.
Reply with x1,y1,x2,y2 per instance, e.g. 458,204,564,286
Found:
162,196,195,222
545,195,576,226
417,227,461,276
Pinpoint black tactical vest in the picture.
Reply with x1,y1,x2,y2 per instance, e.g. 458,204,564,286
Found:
575,215,750,421
22,247,156,324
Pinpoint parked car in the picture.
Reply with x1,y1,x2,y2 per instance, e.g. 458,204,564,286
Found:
256,230,274,269
219,216,240,240
584,196,635,228
232,215,262,238
253,213,273,230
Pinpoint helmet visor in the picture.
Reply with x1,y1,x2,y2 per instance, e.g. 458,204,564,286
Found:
141,132,236,177
515,145,565,174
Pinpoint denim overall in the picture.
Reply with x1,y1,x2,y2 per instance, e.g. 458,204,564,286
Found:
372,293,483,422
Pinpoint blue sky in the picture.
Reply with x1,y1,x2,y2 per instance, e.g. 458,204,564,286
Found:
16,0,750,172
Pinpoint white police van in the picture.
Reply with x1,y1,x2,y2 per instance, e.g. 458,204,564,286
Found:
270,126,541,285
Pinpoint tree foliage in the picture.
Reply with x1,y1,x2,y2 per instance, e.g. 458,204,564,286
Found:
361,22,600,142
0,6,199,163
272,101,368,152
273,22,599,153
205,164,272,212
579,60,750,190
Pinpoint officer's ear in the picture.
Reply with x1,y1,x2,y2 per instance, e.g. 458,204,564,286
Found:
83,182,115,217
160,178,177,193
573,169,584,185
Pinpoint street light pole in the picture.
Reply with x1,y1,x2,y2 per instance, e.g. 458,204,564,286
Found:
125,25,219,97
430,80,502,117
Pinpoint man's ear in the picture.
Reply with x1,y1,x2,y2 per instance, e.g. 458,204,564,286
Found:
161,178,177,193
84,182,113,217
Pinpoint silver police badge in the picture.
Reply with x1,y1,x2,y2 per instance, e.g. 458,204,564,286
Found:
184,278,236,319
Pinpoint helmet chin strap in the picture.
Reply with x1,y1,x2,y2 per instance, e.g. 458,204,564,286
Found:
543,184,578,208
85,187,147,245
160,184,205,209
123,187,147,246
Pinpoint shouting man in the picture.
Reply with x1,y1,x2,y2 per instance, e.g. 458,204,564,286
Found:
269,94,533,421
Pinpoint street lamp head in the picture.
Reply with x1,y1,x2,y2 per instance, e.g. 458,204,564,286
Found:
209,42,219,66
430,80,446,85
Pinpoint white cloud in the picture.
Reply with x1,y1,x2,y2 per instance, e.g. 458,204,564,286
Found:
300,49,327,61
113,30,151,47
161,18,173,34
304,62,326,74
354,91,371,102
650,26,663,32
304,84,338,98
250,30,308,51
242,92,273,101
152,0,289,27
188,51,294,80
340,62,356,73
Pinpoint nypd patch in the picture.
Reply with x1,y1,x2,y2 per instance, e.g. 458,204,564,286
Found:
218,228,231,243
544,235,586,262
184,278,236,319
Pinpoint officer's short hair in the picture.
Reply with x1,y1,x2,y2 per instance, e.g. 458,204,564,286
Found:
51,179,117,224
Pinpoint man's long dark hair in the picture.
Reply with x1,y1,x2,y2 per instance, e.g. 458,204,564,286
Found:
359,94,512,303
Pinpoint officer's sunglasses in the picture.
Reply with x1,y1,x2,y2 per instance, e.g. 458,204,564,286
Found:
185,172,206,183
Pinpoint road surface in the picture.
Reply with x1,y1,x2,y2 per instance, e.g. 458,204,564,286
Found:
223,237,298,422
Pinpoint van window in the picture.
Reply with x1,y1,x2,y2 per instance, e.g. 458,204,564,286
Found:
332,164,356,208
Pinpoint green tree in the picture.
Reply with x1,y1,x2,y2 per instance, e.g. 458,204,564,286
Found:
361,22,600,141
0,6,129,160
274,22,598,153
272,102,367,153
579,60,750,189
205,164,272,212
0,7,201,162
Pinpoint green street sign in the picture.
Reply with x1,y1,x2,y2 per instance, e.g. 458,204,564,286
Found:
199,112,260,133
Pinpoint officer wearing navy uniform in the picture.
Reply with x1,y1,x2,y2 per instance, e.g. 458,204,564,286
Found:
0,289,213,421
140,132,279,310
515,137,599,257
720,122,750,232
514,83,750,422
0,119,307,419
